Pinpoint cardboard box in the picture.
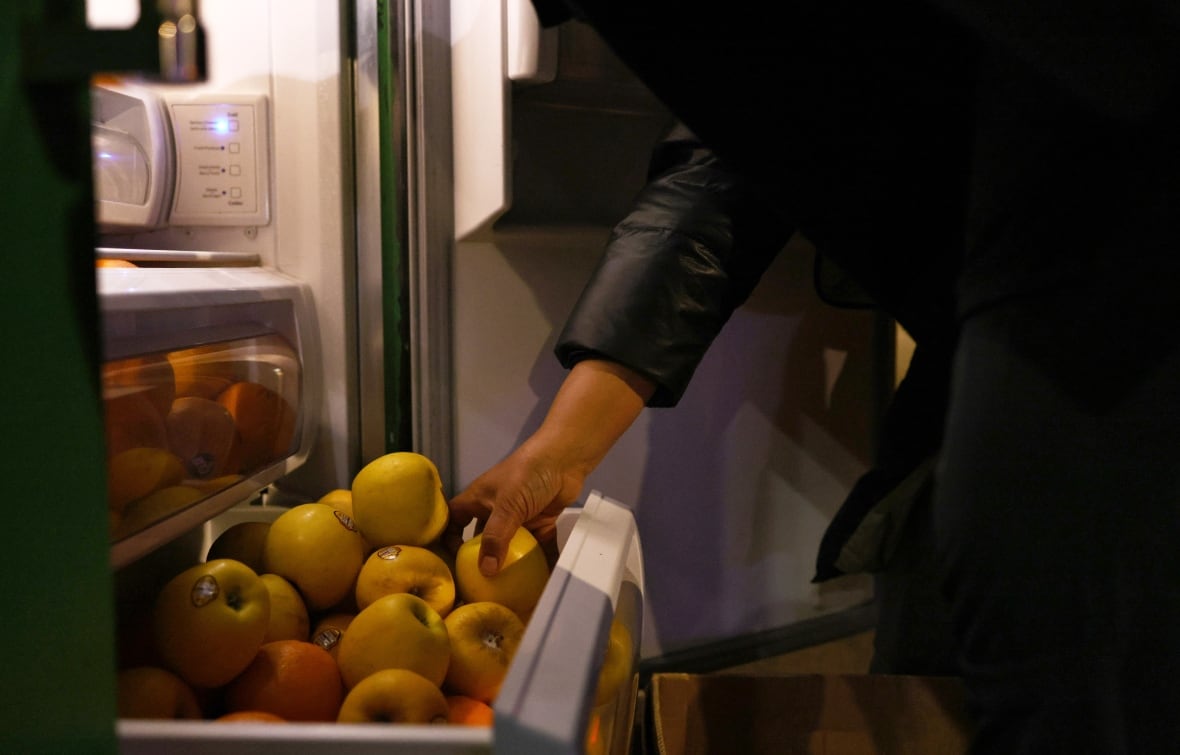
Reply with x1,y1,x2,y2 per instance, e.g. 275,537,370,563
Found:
648,673,971,755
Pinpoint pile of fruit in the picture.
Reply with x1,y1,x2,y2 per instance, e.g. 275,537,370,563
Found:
104,343,299,541
115,451,572,726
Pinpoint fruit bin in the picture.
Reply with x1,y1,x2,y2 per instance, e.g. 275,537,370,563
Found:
117,490,645,755
99,266,322,571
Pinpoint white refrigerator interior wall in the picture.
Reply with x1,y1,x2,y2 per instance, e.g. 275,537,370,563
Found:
89,0,358,497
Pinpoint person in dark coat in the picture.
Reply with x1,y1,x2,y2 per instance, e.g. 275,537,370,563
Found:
448,1,1180,751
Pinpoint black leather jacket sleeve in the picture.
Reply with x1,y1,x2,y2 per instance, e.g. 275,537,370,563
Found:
554,126,796,407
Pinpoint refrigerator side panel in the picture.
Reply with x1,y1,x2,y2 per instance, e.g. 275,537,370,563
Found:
266,0,359,495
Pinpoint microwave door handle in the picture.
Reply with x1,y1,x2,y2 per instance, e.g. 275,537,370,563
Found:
22,0,206,84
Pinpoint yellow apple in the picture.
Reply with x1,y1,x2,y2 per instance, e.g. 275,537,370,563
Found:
106,446,186,514
259,573,310,643
186,473,245,495
205,520,271,574
443,601,525,703
116,666,203,719
350,452,449,548
262,502,368,610
335,593,450,689
593,615,634,706
152,558,270,689
309,612,355,659
354,544,456,617
454,527,550,622
318,488,354,515
318,488,371,551
336,668,449,724
114,484,205,540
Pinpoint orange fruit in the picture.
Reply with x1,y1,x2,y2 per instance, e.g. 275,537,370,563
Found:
446,695,494,726
165,396,238,479
103,354,176,418
168,346,240,400
216,711,287,723
223,640,345,722
217,381,297,473
103,391,169,458
117,666,203,720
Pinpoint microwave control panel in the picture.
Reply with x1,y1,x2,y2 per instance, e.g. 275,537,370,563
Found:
169,95,270,227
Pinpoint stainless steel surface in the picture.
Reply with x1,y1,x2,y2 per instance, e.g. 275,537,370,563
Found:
353,0,388,464
404,0,457,487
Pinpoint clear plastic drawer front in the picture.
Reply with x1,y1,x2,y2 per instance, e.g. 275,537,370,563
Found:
104,331,302,543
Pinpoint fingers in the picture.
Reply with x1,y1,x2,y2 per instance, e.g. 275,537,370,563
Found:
476,504,526,577
443,489,482,556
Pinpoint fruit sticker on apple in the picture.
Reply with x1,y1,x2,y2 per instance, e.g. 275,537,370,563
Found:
152,558,270,689
263,502,368,611
354,544,456,617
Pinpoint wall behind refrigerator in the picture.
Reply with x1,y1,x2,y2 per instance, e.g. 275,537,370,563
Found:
451,20,880,661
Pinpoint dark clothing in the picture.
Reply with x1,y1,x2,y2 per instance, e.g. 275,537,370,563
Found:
537,0,1180,750
935,45,1180,755
549,7,970,675
555,124,794,408
555,125,955,591
938,289,1180,754
536,0,973,348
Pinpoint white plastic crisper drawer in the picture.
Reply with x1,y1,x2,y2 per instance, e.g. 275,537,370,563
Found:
99,266,322,569
118,490,645,755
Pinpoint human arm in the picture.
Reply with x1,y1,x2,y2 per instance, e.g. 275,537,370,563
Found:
445,358,655,576
447,125,793,574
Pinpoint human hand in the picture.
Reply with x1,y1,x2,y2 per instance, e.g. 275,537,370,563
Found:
446,359,654,577
444,442,584,577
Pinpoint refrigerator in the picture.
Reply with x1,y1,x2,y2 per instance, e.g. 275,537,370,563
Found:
3,0,886,752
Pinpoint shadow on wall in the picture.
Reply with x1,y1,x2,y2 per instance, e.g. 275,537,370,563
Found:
633,235,882,652
491,225,883,653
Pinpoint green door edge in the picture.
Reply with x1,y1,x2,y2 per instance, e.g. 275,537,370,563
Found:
2,1,118,752
377,0,413,454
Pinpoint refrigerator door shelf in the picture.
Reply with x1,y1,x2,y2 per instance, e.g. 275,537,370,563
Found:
116,491,645,755
100,266,322,569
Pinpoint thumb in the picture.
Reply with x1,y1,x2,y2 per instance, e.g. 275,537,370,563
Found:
477,506,523,577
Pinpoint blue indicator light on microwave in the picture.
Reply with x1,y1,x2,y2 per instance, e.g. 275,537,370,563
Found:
213,118,230,135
